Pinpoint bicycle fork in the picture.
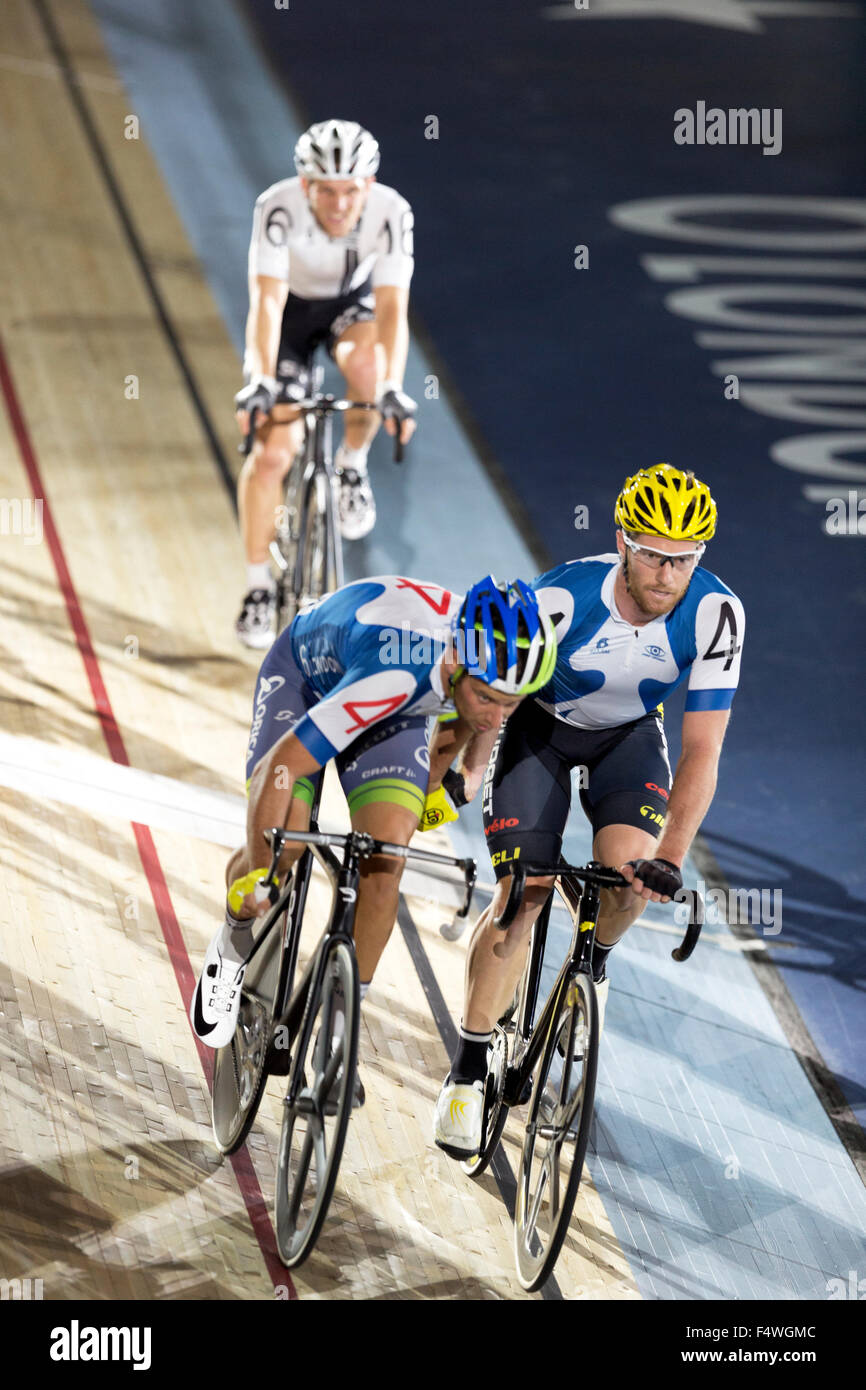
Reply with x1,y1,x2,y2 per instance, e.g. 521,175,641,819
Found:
283,860,360,1110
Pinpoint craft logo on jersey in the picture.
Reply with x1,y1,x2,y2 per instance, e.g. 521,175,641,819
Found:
593,637,610,655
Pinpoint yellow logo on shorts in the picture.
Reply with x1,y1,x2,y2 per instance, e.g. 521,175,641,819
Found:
640,804,666,828
491,847,521,868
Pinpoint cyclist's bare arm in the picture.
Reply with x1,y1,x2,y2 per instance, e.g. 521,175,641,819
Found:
232,733,322,910
237,274,290,429
375,285,415,442
427,717,498,802
623,708,730,899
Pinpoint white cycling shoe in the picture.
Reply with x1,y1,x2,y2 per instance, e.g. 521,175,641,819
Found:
235,586,276,650
190,918,253,1048
337,467,376,540
433,1077,485,1159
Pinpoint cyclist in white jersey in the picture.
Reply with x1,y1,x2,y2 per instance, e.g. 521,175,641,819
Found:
434,466,746,1158
191,575,558,1106
235,120,418,648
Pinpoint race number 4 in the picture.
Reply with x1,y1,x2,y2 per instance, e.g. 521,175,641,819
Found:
703,601,741,672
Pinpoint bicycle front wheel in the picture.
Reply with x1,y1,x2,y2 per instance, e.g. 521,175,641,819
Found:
514,971,598,1292
299,471,341,606
274,938,360,1268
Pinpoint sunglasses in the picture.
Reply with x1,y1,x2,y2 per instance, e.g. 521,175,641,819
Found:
622,535,705,572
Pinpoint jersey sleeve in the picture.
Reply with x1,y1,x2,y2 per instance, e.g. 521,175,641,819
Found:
371,194,415,290
247,189,292,282
292,668,418,763
535,584,575,643
685,591,746,711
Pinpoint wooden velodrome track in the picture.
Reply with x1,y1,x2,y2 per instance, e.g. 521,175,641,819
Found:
0,0,640,1300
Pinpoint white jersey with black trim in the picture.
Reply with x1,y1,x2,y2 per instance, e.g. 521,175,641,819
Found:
247,178,414,299
534,554,745,730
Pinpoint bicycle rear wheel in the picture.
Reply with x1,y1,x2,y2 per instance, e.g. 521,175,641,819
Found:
514,970,598,1291
274,937,360,1268
211,915,282,1155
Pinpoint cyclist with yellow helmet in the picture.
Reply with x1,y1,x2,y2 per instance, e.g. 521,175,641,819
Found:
435,465,745,1158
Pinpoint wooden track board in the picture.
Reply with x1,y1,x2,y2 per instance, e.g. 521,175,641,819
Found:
0,0,639,1301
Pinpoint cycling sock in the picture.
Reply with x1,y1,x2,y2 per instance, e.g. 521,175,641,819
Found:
336,442,369,474
451,1024,492,1084
246,561,273,591
224,906,254,934
591,940,615,983
360,981,370,1002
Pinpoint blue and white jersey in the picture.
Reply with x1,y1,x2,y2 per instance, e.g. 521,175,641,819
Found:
534,554,745,730
280,576,461,763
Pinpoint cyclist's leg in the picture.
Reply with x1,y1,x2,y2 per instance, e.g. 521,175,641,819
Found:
580,708,673,980
434,706,571,1154
462,702,572,1038
193,638,321,1045
330,298,382,453
237,300,316,580
228,641,322,906
238,414,302,559
335,713,429,982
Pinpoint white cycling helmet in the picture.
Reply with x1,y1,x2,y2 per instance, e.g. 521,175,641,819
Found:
294,120,380,180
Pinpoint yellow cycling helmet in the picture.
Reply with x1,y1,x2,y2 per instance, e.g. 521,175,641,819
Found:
614,464,717,542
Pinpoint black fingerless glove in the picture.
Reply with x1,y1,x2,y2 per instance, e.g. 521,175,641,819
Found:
442,768,468,808
626,858,683,897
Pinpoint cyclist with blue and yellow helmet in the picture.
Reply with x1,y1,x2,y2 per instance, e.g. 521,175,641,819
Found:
191,573,557,1085
435,465,745,1158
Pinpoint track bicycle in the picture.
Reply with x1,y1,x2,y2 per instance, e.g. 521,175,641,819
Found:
462,859,703,1291
240,365,405,637
211,779,476,1269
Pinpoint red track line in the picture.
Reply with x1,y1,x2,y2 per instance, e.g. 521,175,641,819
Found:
0,335,297,1301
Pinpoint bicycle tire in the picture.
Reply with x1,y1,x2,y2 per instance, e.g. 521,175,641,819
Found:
514,970,598,1292
211,914,283,1155
274,937,360,1268
461,1027,509,1178
274,454,303,635
298,472,329,607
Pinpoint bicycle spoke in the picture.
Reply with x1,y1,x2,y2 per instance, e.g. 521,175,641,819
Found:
313,1118,328,1178
315,1046,341,1107
288,1127,315,1225
548,1142,561,1216
525,1153,549,1242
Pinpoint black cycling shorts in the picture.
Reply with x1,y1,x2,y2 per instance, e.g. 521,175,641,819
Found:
481,700,672,878
275,280,375,391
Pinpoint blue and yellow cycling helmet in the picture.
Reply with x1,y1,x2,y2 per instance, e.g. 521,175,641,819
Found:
452,576,557,697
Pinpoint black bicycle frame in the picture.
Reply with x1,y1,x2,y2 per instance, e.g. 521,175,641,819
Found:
505,875,602,1106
